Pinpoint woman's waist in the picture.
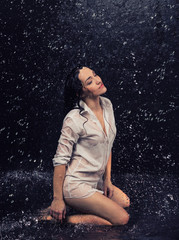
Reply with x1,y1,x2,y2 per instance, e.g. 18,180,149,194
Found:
68,156,107,174
64,172,103,184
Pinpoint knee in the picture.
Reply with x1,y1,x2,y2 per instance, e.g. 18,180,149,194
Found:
125,197,130,208
112,212,130,226
120,196,130,208
120,213,130,225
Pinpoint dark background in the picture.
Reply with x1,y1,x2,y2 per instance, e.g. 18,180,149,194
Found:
0,0,178,174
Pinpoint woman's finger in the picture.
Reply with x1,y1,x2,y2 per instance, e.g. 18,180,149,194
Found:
104,186,107,196
63,209,66,219
50,210,56,218
51,210,62,220
58,212,63,221
108,189,113,198
52,211,58,219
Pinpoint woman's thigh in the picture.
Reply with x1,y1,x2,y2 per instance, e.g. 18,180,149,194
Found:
111,185,130,208
64,192,129,225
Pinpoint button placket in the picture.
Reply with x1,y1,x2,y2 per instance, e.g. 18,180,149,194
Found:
91,115,107,138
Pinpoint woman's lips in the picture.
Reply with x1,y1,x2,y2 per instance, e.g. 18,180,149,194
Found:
99,84,104,89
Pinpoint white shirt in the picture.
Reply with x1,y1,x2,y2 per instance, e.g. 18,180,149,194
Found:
52,96,117,198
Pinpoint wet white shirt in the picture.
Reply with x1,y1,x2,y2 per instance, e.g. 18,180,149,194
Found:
52,96,117,198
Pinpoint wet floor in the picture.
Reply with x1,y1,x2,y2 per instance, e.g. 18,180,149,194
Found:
1,171,178,239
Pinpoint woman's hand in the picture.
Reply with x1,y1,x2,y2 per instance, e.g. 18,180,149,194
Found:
50,198,66,222
103,179,114,199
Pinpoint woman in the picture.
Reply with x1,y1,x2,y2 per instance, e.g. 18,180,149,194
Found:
49,66,130,225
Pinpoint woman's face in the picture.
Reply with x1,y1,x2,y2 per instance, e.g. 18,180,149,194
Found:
78,67,107,98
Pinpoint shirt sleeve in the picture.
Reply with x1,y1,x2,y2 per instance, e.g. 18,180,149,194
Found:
109,100,117,138
52,116,80,167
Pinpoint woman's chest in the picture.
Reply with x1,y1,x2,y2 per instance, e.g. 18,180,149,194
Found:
94,111,107,136
78,111,116,147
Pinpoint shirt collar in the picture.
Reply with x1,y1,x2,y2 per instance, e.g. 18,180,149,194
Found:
77,96,111,115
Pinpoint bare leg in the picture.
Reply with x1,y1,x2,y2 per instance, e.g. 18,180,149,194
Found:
65,192,129,225
39,187,130,225
111,185,130,208
67,214,112,225
66,186,130,225
38,207,111,225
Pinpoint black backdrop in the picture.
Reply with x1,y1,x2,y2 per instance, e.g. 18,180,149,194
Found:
0,0,178,174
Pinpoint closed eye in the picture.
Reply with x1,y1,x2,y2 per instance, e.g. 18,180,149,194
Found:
87,81,92,85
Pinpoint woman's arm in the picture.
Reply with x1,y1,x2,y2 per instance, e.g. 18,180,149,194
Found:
103,151,114,198
51,117,80,221
104,151,112,181
53,164,66,200
50,164,66,221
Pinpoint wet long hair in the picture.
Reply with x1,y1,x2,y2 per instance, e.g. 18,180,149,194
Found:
63,65,85,117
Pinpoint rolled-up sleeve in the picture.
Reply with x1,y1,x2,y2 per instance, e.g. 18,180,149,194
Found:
52,116,80,167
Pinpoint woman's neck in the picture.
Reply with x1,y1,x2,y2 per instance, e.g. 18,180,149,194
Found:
83,96,102,112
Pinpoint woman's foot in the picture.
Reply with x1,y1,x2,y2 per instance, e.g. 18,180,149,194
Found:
66,214,112,225
37,207,111,225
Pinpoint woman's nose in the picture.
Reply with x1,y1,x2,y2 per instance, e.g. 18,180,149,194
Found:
96,79,101,84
